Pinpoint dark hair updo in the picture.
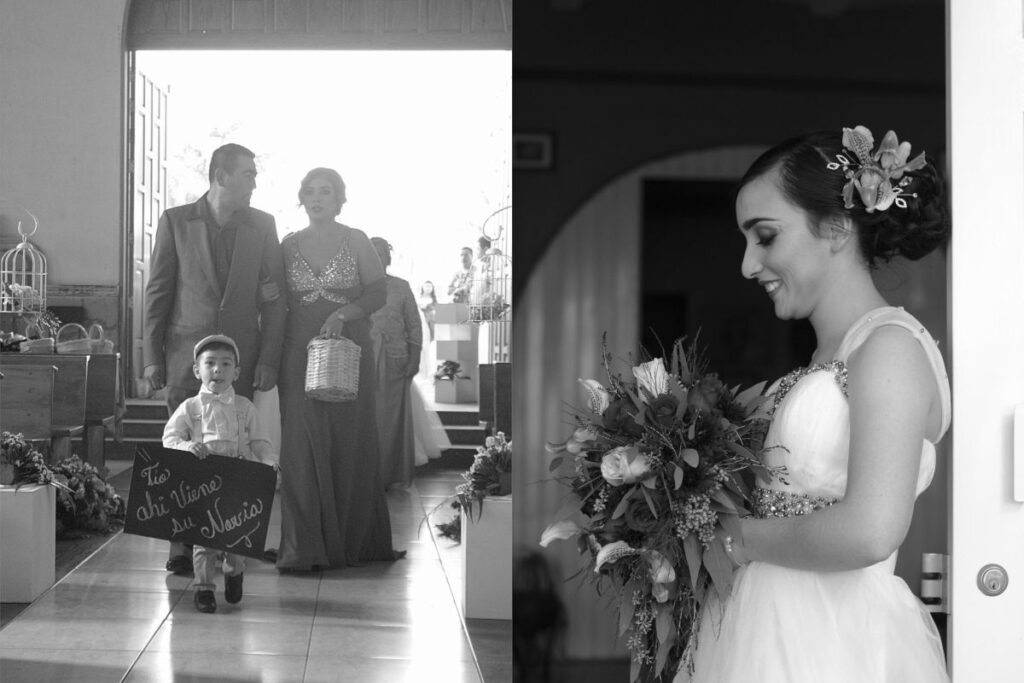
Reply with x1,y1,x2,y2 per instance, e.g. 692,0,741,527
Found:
737,129,949,267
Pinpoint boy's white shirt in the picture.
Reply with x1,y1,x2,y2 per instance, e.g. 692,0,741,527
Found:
162,385,278,468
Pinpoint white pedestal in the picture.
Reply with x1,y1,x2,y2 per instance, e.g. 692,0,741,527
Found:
0,484,56,602
435,377,476,404
460,495,512,620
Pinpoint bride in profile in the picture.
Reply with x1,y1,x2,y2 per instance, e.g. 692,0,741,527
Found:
680,125,951,682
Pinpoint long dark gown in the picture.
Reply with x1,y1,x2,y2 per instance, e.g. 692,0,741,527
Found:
276,226,398,569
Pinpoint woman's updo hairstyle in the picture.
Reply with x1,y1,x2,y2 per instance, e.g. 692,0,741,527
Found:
737,129,949,267
297,167,347,216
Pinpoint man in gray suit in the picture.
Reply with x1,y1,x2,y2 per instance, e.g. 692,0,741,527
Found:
143,143,286,574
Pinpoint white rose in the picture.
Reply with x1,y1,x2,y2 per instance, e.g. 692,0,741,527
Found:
600,446,652,486
645,549,676,603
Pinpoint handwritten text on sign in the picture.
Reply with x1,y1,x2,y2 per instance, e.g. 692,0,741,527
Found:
124,445,275,560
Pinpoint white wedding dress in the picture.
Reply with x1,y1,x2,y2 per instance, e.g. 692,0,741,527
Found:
681,307,951,683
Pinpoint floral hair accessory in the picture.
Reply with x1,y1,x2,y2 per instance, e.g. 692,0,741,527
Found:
826,125,927,213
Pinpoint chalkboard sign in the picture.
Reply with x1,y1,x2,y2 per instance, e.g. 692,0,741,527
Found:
124,445,276,561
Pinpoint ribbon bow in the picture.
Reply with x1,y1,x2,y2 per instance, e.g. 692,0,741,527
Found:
199,388,234,405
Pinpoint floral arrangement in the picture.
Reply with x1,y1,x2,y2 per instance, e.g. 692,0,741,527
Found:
1,432,125,535
1,431,67,489
52,455,125,535
433,432,512,543
434,360,466,381
540,338,778,682
827,125,927,213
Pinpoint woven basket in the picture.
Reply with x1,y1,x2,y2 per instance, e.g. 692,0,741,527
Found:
56,323,94,354
86,323,115,353
19,337,54,353
305,335,360,402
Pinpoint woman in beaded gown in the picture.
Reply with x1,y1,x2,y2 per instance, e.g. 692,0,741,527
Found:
679,127,951,682
276,167,404,571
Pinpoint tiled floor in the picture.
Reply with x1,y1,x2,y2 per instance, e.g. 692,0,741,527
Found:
0,461,511,682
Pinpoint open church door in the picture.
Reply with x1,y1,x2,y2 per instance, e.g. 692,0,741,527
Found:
128,56,168,397
948,2,1024,679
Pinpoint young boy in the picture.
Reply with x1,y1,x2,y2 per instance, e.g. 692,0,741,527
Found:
162,334,278,613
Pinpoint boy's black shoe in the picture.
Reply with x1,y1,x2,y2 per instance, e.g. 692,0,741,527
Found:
194,590,217,613
225,573,244,604
166,555,193,575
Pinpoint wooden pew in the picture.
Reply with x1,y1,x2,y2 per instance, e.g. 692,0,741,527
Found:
0,365,56,446
80,353,120,469
0,355,87,463
1,353,120,469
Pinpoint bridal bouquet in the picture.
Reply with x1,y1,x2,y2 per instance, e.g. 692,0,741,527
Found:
541,337,778,682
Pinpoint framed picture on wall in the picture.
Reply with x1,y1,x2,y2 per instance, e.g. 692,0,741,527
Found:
513,132,555,170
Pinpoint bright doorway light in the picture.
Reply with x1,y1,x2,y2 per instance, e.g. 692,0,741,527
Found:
135,50,510,294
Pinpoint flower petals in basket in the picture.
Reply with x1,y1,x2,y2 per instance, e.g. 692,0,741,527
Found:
305,334,360,402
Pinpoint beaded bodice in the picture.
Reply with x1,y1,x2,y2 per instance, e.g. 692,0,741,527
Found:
754,307,951,520
283,231,360,306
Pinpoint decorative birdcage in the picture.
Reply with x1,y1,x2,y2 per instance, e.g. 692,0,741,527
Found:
0,205,47,315
467,205,511,325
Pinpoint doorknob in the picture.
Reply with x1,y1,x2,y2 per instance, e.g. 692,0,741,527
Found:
977,564,1008,596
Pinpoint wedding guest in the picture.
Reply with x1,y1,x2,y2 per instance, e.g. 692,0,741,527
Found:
162,335,278,613
418,281,438,342
470,236,495,305
446,246,474,303
683,126,951,681
369,237,422,490
417,281,439,383
276,167,404,571
143,142,286,576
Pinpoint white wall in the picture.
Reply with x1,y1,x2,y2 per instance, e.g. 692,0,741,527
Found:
0,0,127,285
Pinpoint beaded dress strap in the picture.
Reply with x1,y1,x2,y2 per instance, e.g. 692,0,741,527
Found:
769,361,848,415
752,487,839,519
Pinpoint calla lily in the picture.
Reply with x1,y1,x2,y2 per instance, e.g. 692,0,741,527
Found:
539,519,583,547
578,378,611,415
545,440,568,454
594,540,640,572
633,359,669,403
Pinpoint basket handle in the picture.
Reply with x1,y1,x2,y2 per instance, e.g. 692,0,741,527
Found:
56,322,88,343
308,333,352,347
87,323,105,341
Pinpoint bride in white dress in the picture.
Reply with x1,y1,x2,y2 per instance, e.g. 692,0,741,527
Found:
680,126,951,682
